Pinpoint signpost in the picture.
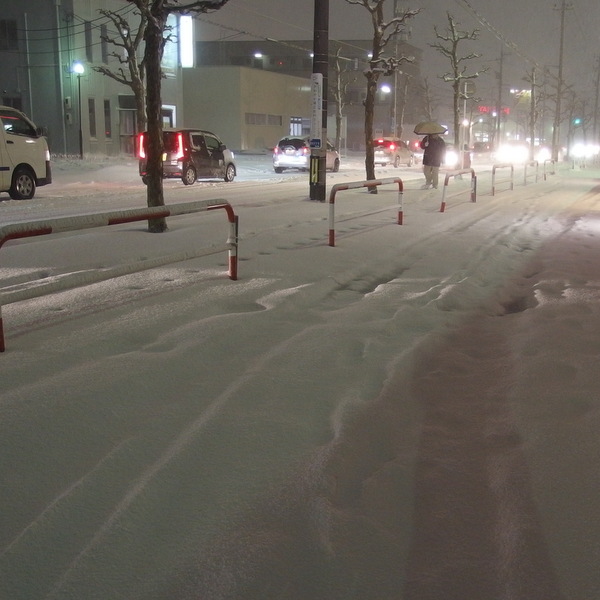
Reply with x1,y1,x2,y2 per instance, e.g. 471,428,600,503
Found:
310,1,328,201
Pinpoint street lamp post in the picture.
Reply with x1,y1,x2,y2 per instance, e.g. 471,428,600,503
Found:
72,61,85,159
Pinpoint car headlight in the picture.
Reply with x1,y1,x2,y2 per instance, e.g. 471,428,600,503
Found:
445,150,458,167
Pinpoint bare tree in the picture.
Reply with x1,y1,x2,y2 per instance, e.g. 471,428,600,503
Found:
329,45,356,154
419,76,439,122
93,8,148,136
345,0,420,188
430,12,486,147
523,67,541,160
127,0,230,232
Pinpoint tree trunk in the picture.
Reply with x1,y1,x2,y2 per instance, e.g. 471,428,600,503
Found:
144,8,167,233
132,79,147,135
364,73,377,192
453,80,460,148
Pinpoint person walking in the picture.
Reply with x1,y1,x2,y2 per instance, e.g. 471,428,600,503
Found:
419,133,446,189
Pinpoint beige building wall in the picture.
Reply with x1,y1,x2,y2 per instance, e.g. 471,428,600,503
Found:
182,66,311,151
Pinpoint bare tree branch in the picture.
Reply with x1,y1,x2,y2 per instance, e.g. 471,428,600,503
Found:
430,12,488,146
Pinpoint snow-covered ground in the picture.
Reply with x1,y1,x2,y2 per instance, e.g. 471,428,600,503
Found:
1,156,599,599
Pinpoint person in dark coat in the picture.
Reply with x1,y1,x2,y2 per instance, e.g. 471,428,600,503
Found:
419,133,446,189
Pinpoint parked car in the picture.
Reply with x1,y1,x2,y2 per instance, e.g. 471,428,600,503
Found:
138,128,236,185
0,105,51,200
373,137,414,167
409,139,424,164
273,136,340,173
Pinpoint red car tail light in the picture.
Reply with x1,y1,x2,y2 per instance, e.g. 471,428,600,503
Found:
175,132,185,160
138,133,146,159
389,143,396,151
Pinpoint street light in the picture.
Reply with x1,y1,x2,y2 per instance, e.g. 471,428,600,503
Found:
72,61,85,159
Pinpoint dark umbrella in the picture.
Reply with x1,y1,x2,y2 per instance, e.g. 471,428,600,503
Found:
414,121,447,135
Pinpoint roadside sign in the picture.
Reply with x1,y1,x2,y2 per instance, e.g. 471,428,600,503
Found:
311,73,323,140
309,138,322,149
461,80,476,98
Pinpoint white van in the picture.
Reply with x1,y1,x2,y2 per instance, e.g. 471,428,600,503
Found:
0,106,51,200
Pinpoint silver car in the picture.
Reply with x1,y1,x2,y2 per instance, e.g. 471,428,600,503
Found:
373,137,414,167
273,136,340,173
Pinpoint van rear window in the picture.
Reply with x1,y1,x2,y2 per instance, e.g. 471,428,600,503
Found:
163,132,181,152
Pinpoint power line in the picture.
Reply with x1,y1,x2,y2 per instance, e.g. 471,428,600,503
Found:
453,0,543,72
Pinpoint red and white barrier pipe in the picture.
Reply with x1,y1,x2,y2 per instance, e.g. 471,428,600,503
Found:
439,169,477,213
0,199,239,352
328,177,404,247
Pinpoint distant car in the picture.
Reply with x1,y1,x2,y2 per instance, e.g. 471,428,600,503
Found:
273,136,340,173
495,143,530,164
409,139,424,164
472,141,493,154
138,128,236,185
373,137,414,167
471,141,494,164
444,144,459,168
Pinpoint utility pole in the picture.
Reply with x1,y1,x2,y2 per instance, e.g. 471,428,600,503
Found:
528,68,537,160
551,0,572,161
593,55,600,142
310,0,328,201
495,46,504,148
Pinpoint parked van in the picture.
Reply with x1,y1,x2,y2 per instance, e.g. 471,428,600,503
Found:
0,106,51,200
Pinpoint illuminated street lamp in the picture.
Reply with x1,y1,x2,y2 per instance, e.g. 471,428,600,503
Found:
72,61,85,159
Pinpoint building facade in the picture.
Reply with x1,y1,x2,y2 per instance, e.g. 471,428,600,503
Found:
1,0,183,157
1,3,424,156
195,38,425,152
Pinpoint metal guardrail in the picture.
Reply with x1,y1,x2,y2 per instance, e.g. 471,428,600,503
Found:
523,160,539,185
0,199,239,352
327,177,404,247
543,159,556,180
491,163,515,196
439,169,477,213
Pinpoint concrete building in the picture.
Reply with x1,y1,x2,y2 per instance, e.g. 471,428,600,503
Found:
182,66,311,153
1,0,183,157
1,3,423,156
194,38,425,152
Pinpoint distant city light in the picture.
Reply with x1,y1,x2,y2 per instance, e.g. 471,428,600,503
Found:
254,52,263,58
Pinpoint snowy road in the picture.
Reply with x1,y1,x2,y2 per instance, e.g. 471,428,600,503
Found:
1,158,599,599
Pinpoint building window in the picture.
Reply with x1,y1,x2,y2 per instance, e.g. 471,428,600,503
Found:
2,96,22,110
88,97,97,138
245,113,267,126
231,56,250,67
104,99,112,138
267,114,282,127
101,24,108,64
0,19,18,50
290,116,303,136
85,22,93,62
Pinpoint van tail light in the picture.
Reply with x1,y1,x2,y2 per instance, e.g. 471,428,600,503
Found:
138,133,146,159
175,132,185,160
389,143,396,151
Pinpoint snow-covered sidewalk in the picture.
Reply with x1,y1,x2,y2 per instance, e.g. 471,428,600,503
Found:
1,164,599,599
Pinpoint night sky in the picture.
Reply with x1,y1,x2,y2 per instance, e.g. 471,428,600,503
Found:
197,0,599,111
